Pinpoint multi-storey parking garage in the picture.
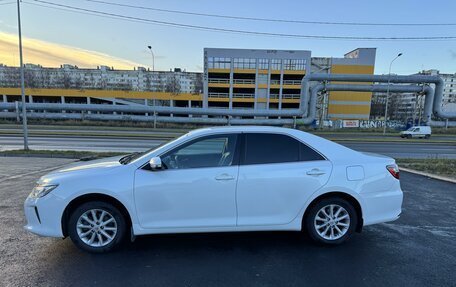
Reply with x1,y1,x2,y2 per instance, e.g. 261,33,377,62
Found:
204,48,376,120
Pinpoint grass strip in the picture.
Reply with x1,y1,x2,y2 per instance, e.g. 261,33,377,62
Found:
397,158,456,178
0,149,124,160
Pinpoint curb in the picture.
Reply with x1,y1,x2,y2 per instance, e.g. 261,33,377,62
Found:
400,167,456,184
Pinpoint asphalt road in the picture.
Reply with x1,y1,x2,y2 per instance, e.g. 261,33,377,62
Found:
1,134,455,158
0,157,455,287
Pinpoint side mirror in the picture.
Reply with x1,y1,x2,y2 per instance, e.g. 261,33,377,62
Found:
149,156,162,170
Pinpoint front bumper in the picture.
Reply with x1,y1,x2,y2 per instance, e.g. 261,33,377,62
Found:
24,193,66,238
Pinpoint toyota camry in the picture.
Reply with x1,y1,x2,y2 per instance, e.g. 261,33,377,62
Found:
24,126,403,252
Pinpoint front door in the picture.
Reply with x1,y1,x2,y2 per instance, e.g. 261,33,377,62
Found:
134,133,240,229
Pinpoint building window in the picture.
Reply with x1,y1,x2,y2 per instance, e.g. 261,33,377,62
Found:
283,59,306,70
258,59,269,70
271,59,281,70
233,58,256,69
208,57,231,69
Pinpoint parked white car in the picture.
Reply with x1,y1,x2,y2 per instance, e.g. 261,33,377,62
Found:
400,126,432,139
24,126,403,252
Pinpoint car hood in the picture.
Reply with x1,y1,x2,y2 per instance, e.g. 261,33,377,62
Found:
56,156,124,172
37,155,125,184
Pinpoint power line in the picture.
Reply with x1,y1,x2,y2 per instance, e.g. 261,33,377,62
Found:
84,0,456,27
26,0,456,41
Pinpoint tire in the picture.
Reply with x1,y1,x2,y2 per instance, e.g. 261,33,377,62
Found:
407,134,412,139
68,201,127,253
305,197,358,245
425,134,430,139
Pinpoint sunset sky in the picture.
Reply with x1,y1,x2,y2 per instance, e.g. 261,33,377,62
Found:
0,0,455,73
0,31,144,69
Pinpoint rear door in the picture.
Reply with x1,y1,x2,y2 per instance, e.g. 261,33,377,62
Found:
236,133,332,226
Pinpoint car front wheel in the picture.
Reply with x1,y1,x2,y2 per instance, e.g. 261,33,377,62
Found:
68,201,126,253
305,197,357,245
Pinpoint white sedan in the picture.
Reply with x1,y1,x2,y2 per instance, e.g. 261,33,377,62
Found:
24,126,403,252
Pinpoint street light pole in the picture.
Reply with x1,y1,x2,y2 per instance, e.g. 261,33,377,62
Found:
383,53,402,135
17,0,28,150
147,45,155,72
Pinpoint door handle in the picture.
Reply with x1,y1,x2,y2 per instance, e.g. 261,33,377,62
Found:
215,173,235,181
306,169,326,176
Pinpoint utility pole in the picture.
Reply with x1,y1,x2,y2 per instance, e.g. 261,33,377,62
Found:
17,0,28,150
383,53,403,135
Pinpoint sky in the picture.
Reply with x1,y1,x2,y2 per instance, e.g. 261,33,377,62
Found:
0,0,455,74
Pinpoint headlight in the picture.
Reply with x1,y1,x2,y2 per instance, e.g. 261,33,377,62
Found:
30,184,59,198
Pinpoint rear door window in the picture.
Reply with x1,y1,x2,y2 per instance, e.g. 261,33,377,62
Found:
243,133,324,165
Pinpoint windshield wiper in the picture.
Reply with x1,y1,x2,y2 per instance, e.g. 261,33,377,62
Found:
119,152,140,165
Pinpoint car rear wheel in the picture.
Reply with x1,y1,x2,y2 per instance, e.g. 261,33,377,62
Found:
68,201,126,253
425,134,430,139
305,197,357,245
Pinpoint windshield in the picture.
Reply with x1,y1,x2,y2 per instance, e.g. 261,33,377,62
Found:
119,133,189,165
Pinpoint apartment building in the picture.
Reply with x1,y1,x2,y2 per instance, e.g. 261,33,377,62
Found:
0,64,201,93
0,63,203,108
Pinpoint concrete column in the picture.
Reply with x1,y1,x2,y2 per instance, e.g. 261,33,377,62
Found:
87,97,91,114
188,100,192,117
28,95,33,103
2,95,7,112
279,60,284,110
60,96,65,113
254,59,259,110
112,99,117,115
170,100,174,117
144,99,149,116
229,58,234,110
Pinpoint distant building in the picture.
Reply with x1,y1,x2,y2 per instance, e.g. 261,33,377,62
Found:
0,64,201,93
370,69,455,122
370,90,424,122
418,70,456,111
204,47,376,120
0,63,203,108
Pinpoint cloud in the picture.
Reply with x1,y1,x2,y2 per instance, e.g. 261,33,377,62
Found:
0,31,145,69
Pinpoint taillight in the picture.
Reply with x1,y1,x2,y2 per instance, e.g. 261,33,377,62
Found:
386,164,400,179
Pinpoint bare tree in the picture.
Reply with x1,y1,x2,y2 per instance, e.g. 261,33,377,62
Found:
165,74,181,95
24,69,38,88
56,72,73,89
192,73,203,94
144,74,152,91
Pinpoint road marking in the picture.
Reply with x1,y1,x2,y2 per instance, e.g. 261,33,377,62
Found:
0,163,72,183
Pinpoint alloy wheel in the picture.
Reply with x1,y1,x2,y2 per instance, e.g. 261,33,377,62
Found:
76,209,118,247
314,204,350,240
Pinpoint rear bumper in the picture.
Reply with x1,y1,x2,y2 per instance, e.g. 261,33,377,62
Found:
361,188,403,226
24,193,65,238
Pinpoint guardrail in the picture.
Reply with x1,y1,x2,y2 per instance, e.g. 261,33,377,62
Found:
208,93,229,98
283,80,301,85
233,79,255,84
282,94,300,99
208,79,230,84
233,93,255,98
